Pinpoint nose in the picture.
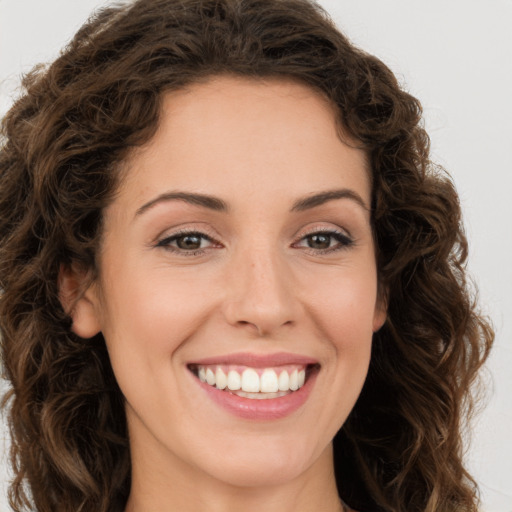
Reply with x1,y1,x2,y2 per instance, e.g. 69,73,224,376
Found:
222,246,299,337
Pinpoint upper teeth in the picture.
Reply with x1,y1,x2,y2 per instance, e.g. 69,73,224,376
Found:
196,365,306,393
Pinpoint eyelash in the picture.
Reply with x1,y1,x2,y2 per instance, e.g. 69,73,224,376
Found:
155,228,354,256
155,229,220,256
293,229,354,254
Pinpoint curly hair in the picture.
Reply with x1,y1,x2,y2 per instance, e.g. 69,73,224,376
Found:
0,0,493,511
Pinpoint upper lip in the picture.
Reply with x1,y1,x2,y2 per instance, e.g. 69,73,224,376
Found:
188,352,319,368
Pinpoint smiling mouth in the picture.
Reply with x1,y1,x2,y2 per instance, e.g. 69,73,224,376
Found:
188,363,319,399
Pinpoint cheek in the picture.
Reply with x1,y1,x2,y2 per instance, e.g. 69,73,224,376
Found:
99,267,217,358
292,268,377,442
300,264,378,399
304,268,379,340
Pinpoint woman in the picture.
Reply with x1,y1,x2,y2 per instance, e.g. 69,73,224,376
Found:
0,0,493,511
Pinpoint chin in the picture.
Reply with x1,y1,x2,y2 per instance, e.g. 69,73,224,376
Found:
193,434,323,489
208,459,307,489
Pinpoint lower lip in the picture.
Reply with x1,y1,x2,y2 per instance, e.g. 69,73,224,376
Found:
194,370,318,420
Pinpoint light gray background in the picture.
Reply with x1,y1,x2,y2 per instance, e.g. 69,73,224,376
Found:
1,0,511,510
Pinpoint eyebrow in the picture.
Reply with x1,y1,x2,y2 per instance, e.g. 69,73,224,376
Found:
291,189,369,212
135,191,228,216
135,187,368,218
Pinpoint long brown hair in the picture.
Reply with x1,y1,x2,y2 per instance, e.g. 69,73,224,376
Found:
0,0,493,511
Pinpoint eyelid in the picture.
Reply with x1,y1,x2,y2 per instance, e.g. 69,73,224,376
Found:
156,231,213,247
292,225,355,253
154,223,220,243
297,223,351,238
154,225,223,254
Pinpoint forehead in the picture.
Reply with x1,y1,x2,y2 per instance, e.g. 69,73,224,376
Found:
115,75,370,211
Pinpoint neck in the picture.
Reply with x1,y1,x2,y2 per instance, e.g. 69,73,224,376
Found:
124,437,344,512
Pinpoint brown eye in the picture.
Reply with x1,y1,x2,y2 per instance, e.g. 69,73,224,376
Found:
306,233,332,250
157,231,217,253
175,234,203,250
294,230,354,253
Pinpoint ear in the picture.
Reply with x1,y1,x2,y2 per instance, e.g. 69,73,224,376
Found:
58,263,102,339
372,287,388,333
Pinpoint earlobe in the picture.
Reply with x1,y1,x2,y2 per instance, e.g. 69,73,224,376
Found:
58,264,102,339
373,288,388,332
373,306,387,332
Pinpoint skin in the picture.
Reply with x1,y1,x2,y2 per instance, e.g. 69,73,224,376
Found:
64,76,385,512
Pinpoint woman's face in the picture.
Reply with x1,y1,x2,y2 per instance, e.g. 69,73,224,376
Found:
74,76,385,490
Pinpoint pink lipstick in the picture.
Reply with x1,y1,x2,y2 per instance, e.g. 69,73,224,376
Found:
188,352,319,420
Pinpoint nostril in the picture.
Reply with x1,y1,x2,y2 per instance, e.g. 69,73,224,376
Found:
222,283,299,336
234,319,289,338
